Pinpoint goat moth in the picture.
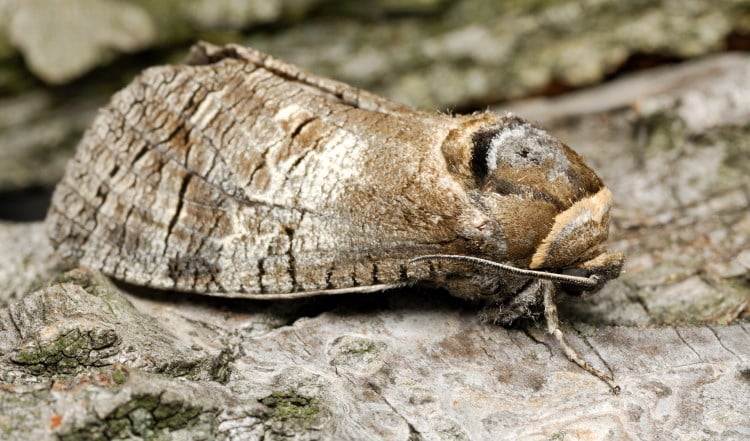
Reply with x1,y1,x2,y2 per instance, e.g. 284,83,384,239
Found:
47,42,625,390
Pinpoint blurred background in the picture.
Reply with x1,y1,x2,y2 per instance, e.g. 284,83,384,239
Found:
2,0,750,221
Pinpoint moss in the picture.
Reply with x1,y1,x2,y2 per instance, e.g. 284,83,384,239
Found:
159,359,198,378
156,405,202,430
112,369,128,385
716,125,750,174
60,393,209,440
548,430,567,441
328,335,386,368
709,279,750,324
59,429,108,441
11,326,119,373
105,417,132,439
152,401,188,422
209,348,234,384
112,394,160,419
341,339,379,357
637,111,687,155
260,391,321,427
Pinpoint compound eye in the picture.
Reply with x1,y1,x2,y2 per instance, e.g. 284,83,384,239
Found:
560,267,590,296
561,267,589,278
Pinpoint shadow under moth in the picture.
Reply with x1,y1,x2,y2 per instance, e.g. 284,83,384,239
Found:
46,42,625,391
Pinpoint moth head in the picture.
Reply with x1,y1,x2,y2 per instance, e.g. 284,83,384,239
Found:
528,186,624,295
442,112,623,295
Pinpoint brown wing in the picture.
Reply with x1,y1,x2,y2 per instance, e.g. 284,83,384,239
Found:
47,43,471,296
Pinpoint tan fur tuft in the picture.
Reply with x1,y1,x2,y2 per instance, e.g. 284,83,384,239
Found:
530,187,613,269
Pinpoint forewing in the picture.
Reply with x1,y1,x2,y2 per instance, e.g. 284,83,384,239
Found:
47,44,462,295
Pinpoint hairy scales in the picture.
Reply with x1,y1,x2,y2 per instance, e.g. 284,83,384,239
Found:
47,43,476,295
47,42,626,389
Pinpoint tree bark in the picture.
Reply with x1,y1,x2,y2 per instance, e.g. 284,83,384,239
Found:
1,19,750,441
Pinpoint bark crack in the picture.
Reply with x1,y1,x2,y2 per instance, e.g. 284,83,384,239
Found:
707,326,743,363
673,327,704,363
577,331,617,380
7,306,24,341
521,327,555,359
366,380,423,441
285,227,298,291
292,329,313,358
164,173,192,266
257,258,266,294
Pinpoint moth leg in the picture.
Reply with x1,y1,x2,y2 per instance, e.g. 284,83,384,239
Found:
478,279,543,326
542,282,620,393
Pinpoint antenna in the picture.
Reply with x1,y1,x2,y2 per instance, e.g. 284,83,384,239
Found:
409,254,599,289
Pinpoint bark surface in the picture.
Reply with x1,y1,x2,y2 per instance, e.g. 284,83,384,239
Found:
0,53,749,440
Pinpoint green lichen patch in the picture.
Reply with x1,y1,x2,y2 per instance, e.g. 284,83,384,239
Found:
635,110,687,155
59,393,212,441
335,338,379,358
111,368,128,385
11,324,120,374
683,123,750,196
548,430,568,441
714,125,750,175
328,335,387,368
209,348,234,384
260,390,321,428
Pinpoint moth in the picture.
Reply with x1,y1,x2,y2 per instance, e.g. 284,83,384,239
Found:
47,42,624,391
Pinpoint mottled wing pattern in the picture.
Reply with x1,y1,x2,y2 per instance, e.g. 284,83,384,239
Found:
47,43,466,296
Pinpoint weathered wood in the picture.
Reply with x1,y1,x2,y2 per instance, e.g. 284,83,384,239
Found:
2,42,750,441
0,221,61,307
0,266,747,440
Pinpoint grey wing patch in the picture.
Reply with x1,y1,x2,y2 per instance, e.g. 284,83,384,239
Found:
47,49,436,296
